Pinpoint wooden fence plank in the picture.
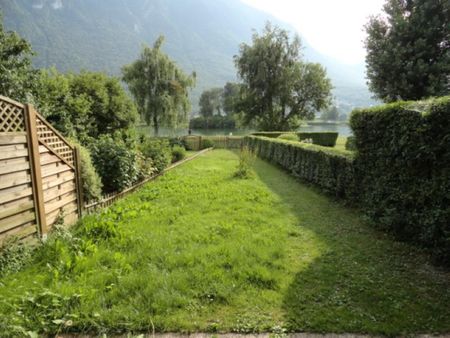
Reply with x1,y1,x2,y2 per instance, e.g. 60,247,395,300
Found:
0,201,34,220
0,133,27,145
0,185,33,204
0,210,36,233
0,170,31,190
24,104,47,235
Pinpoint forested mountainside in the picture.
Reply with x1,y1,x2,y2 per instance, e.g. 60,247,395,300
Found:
1,0,376,113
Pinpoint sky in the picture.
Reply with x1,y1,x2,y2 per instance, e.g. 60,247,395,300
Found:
242,0,385,65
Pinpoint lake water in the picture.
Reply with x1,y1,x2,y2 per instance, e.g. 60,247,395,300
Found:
137,123,352,137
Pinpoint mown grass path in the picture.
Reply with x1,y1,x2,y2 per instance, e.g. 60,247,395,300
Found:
0,150,449,336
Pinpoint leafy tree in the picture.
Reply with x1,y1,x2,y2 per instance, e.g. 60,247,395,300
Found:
199,87,223,118
365,0,450,102
122,36,196,135
222,82,242,116
32,69,138,144
234,23,332,131
0,14,35,101
321,104,339,121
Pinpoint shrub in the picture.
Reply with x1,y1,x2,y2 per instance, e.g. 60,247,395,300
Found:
234,146,255,179
168,137,187,148
345,136,356,151
136,150,156,181
139,137,171,172
350,96,450,265
201,138,214,149
0,237,34,277
277,133,299,142
69,140,102,203
171,145,186,163
90,134,139,193
253,131,338,147
297,132,338,147
251,132,285,138
245,136,356,199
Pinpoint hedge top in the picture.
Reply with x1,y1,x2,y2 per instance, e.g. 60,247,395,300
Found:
247,135,354,159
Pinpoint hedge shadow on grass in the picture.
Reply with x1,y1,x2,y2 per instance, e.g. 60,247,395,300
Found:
251,158,450,335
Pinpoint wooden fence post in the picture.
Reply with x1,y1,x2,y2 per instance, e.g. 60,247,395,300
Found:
199,136,202,150
74,146,84,218
24,104,47,237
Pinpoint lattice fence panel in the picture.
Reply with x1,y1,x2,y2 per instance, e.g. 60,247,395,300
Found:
0,99,25,132
36,116,74,166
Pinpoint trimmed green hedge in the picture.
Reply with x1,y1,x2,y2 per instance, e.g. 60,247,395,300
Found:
183,136,243,150
350,97,450,265
247,97,450,265
345,136,356,151
252,131,338,147
245,136,356,199
251,132,287,138
298,132,338,147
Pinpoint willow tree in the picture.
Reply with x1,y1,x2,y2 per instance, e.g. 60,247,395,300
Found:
122,36,195,135
234,23,332,131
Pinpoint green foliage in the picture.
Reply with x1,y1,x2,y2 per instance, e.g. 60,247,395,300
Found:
89,134,139,193
0,150,448,335
321,105,340,121
0,15,35,101
69,140,102,203
222,82,242,116
253,132,338,147
234,146,255,178
251,132,286,138
0,237,34,277
171,145,186,163
202,136,243,149
245,136,355,199
298,132,338,147
189,115,236,129
364,0,450,102
345,136,356,151
32,68,138,143
199,87,223,118
235,23,332,131
201,138,214,149
277,133,299,142
139,137,172,173
122,36,196,135
350,96,450,264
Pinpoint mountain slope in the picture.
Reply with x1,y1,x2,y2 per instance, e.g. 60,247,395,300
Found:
1,0,376,113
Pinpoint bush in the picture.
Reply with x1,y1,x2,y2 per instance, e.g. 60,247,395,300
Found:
245,136,356,199
350,96,450,265
234,146,256,179
139,137,171,172
253,131,338,147
201,138,214,149
90,134,139,193
297,132,338,147
345,136,356,151
171,145,186,163
251,132,285,138
277,133,299,142
69,140,102,203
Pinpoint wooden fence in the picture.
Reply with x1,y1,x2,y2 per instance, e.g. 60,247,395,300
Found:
0,96,82,243
184,135,243,150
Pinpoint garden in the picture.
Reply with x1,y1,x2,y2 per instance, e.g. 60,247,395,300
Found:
0,150,449,336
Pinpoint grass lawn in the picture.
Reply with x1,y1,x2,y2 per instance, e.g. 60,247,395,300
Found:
0,150,448,336
334,136,347,151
